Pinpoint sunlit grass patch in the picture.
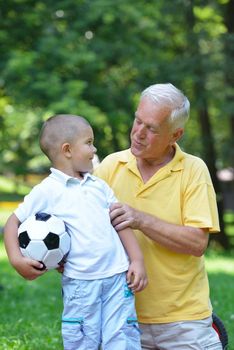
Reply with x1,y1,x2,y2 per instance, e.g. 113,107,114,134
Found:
205,251,234,274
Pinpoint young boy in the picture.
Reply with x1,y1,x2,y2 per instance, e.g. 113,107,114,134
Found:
4,114,147,350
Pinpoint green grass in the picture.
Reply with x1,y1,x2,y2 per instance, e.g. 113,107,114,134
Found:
0,238,233,349
205,249,234,349
0,238,63,350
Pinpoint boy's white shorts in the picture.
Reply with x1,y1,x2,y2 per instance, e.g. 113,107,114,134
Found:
62,272,141,350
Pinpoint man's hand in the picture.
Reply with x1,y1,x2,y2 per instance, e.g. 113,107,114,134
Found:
110,203,140,231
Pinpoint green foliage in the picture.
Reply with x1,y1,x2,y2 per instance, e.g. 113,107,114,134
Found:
0,0,233,247
0,0,233,170
1,10,234,260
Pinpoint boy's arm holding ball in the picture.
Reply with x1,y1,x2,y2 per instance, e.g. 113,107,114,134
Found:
4,213,46,280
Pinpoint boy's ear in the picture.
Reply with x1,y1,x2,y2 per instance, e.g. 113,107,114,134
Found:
61,143,72,158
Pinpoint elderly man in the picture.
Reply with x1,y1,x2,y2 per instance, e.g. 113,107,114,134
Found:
95,83,222,349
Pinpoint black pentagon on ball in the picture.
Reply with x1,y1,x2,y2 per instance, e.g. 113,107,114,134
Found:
43,232,60,250
18,231,31,248
35,212,52,222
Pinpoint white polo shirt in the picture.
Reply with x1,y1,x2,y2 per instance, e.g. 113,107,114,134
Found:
15,168,129,279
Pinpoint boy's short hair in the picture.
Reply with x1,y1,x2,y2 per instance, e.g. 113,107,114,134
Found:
39,114,90,162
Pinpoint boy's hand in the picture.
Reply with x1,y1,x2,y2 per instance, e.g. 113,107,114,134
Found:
12,256,46,280
126,260,148,293
56,263,64,274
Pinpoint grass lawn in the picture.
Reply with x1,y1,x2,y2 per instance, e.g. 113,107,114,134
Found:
205,250,234,349
0,236,233,349
0,241,63,349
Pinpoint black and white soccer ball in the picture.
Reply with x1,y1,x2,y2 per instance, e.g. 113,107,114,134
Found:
18,212,71,270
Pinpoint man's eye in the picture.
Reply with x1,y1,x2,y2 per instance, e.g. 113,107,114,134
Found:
149,127,157,132
135,118,141,124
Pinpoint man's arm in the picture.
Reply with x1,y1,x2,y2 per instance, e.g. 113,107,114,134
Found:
110,203,209,257
118,227,148,292
4,213,46,280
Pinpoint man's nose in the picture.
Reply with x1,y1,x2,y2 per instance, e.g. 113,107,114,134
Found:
136,124,146,138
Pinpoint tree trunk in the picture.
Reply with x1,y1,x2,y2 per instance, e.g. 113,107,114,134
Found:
197,103,229,249
224,0,234,165
185,0,229,248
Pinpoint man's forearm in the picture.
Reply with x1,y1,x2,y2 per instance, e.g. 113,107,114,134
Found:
137,210,209,256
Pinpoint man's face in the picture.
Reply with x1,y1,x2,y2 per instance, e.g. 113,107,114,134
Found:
130,96,175,161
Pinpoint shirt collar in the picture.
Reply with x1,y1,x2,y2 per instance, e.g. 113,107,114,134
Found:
169,143,185,172
49,167,96,185
117,144,185,172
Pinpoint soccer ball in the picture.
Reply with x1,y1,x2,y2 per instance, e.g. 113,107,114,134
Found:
18,212,71,270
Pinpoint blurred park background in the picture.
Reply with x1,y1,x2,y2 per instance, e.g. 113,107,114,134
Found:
0,0,234,348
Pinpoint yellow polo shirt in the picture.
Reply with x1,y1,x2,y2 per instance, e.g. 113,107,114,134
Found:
94,144,220,323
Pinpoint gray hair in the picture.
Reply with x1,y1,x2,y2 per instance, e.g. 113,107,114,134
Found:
141,83,190,130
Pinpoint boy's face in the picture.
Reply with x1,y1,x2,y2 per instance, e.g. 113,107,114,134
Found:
70,125,97,174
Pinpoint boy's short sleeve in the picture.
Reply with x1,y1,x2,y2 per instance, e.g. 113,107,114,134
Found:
100,179,118,208
15,184,48,223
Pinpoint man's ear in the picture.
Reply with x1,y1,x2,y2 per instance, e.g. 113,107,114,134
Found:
61,143,72,158
170,128,184,145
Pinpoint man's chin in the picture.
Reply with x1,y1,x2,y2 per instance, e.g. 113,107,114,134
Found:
131,146,142,157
